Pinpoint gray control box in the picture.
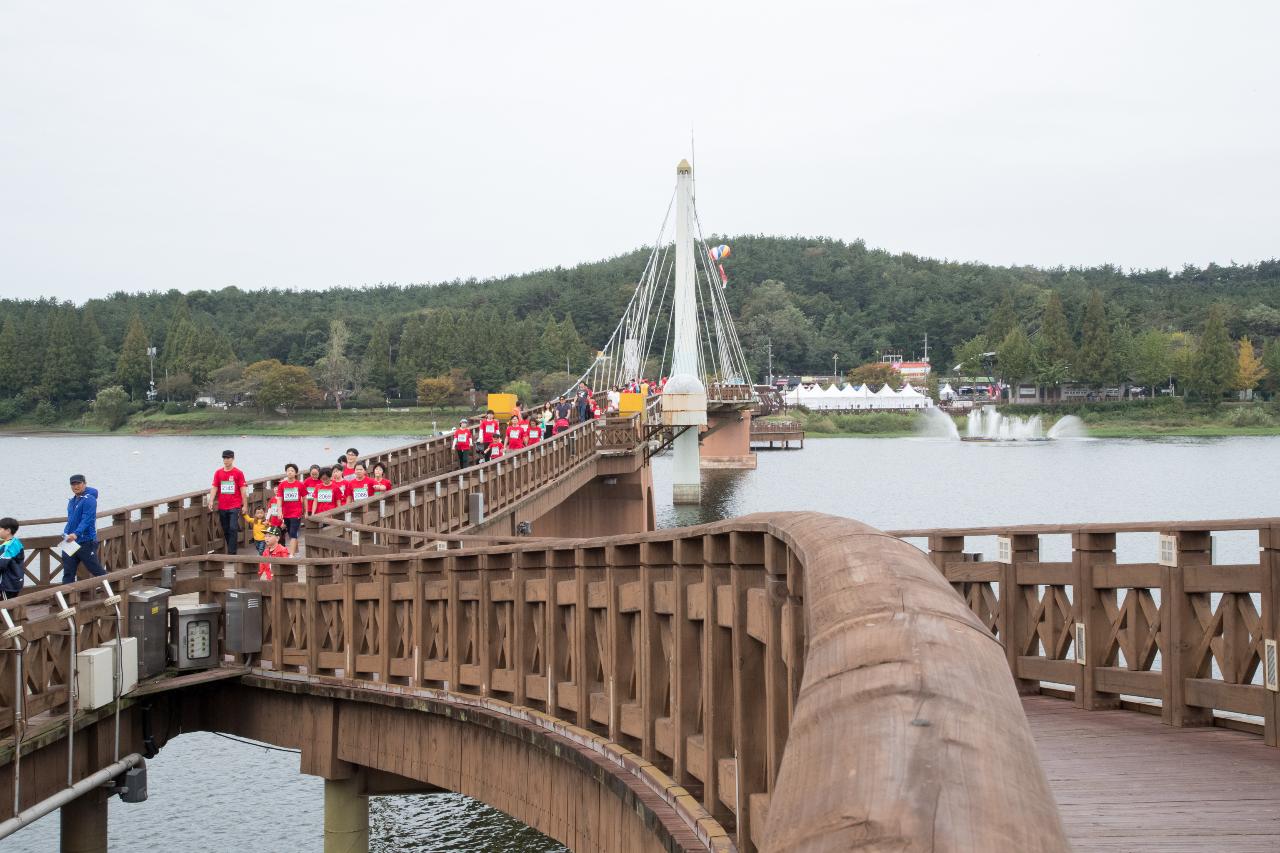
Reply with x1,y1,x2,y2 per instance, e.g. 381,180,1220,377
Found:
168,603,221,670
127,587,171,679
224,588,262,654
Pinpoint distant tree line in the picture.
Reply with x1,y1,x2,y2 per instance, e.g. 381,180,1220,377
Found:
2,236,1279,421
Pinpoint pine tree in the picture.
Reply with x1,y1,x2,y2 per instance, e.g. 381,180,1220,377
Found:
1234,336,1267,394
314,319,354,409
116,314,152,398
1037,292,1075,367
997,325,1033,387
1076,290,1112,386
1262,339,1280,399
396,314,429,395
0,318,20,395
80,308,111,390
41,308,84,400
361,318,394,395
1191,305,1235,405
985,294,1017,344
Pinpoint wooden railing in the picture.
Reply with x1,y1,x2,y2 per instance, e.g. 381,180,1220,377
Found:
1,512,1068,852
888,517,1280,745
305,419,601,554
12,431,470,586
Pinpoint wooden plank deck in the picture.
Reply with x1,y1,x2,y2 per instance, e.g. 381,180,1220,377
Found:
1024,696,1280,852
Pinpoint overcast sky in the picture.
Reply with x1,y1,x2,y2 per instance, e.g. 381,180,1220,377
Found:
2,2,1277,302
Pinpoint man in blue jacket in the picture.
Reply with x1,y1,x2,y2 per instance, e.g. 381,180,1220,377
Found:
62,474,105,584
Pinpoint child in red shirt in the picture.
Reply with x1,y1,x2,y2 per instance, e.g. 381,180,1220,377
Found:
487,438,505,461
258,526,290,581
505,418,525,451
302,465,322,509
369,463,393,496
275,463,306,555
309,468,340,515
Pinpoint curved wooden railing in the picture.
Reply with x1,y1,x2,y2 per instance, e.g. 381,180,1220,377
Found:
887,517,1280,745
0,512,1068,851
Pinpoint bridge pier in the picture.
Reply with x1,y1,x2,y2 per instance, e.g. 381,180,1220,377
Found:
324,771,369,853
60,788,108,853
700,409,757,469
528,467,654,538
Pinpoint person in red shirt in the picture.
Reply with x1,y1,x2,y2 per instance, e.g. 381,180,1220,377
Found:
487,438,504,460
369,463,393,495
526,420,541,446
345,463,375,503
258,526,290,581
478,410,499,451
452,418,474,468
274,463,306,555
209,449,248,555
342,448,359,480
302,465,322,509
505,416,525,451
309,468,340,515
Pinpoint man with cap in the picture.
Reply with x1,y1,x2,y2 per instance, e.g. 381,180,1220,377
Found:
452,418,474,469
209,450,248,555
62,474,105,583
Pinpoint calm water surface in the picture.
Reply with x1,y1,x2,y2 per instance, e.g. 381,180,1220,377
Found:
5,432,1277,851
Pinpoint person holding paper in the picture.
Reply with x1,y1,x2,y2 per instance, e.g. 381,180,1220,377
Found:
62,474,105,584
209,450,248,555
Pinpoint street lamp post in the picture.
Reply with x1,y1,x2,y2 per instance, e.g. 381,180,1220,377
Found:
146,346,157,399
833,353,839,380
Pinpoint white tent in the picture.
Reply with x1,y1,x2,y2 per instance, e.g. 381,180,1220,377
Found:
898,383,932,409
939,382,956,401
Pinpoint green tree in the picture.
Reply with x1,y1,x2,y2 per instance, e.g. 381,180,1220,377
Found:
1035,291,1075,375
1076,290,1112,386
93,385,131,430
952,335,990,377
1190,306,1235,405
116,314,151,399
996,325,1033,388
244,359,320,413
985,293,1017,345
417,375,455,407
0,318,20,394
80,308,112,389
41,308,84,400
925,371,940,402
1129,330,1171,394
314,319,354,409
846,362,899,389
361,318,395,396
1262,339,1280,399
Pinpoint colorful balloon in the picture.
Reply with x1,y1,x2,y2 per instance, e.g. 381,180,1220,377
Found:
707,244,732,262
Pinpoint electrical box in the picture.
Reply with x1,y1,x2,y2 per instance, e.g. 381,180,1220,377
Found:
128,587,171,679
77,647,116,710
97,636,140,695
224,588,262,654
168,603,221,670
118,764,148,803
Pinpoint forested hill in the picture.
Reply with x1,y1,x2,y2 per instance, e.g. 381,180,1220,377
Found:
2,236,1279,407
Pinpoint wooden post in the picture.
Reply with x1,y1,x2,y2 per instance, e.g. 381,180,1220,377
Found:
927,534,965,574
639,540,673,766
1002,533,1039,694
1161,530,1213,728
702,533,733,823
730,531,767,852
671,536,702,788
1261,524,1280,746
1073,530,1120,710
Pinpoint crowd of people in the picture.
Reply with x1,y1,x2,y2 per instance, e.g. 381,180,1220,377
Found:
0,380,669,596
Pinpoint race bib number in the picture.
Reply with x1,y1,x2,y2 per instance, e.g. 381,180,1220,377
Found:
352,487,369,501
282,487,300,502
219,481,236,495
317,489,333,503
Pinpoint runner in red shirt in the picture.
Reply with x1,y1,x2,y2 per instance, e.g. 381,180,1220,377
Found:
274,463,306,555
209,450,248,555
258,526,290,581
478,410,499,450
345,463,375,504
487,438,504,460
342,448,359,480
369,463,393,496
309,468,341,515
452,418,474,468
526,421,541,446
505,417,525,451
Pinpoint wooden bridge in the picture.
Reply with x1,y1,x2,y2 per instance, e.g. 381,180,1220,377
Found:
3,414,1280,851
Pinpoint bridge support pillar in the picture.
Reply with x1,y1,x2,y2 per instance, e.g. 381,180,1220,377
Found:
60,788,108,853
700,409,757,469
324,771,369,853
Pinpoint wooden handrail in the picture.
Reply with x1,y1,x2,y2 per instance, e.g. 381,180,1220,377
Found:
0,512,1069,851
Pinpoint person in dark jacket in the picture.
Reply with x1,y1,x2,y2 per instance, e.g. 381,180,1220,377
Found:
62,474,105,584
0,517,24,599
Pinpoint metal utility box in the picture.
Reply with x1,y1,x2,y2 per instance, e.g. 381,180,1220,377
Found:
224,588,262,654
77,647,116,710
168,603,221,670
128,587,171,678
96,636,140,695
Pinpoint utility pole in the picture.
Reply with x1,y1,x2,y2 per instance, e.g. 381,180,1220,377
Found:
922,333,930,363
146,346,157,400
833,353,839,381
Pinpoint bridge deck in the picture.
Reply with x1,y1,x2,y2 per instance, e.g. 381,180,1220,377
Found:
1024,696,1280,852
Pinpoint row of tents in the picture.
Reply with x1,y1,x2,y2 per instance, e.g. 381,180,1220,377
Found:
783,382,935,411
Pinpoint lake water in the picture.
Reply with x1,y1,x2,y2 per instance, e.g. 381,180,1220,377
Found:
6,432,1277,851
